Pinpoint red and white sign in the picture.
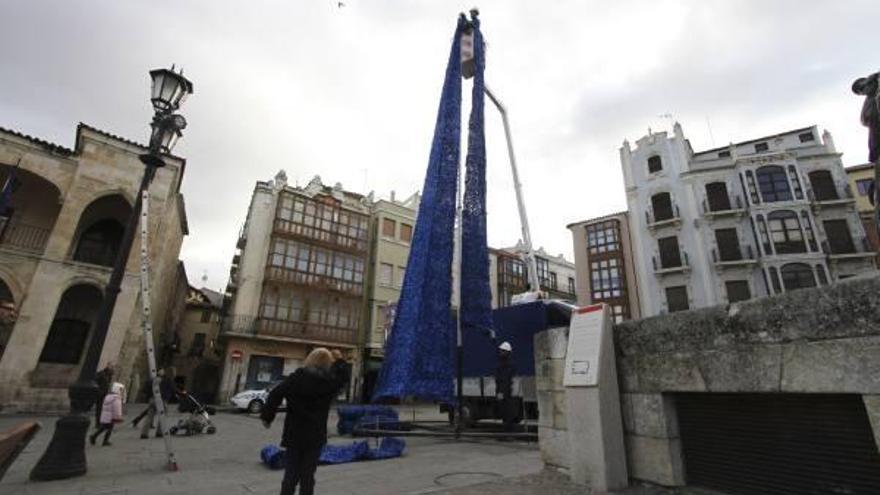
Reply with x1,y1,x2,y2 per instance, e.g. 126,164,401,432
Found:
230,349,243,360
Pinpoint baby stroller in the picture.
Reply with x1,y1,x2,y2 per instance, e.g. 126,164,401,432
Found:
169,391,217,436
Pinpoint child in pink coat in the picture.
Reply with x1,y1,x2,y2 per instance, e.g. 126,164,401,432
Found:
90,382,125,446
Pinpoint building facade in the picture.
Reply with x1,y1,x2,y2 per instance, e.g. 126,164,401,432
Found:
0,124,188,412
219,174,369,401
492,243,577,306
162,272,224,404
622,123,876,317
845,163,880,259
361,191,419,400
567,212,641,323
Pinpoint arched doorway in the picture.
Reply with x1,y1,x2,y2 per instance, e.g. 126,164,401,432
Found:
70,195,131,267
33,284,103,387
0,165,62,254
0,278,17,363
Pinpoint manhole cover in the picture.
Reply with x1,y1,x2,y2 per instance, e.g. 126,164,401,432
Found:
434,472,502,486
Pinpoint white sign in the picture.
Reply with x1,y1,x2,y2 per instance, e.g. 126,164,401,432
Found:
563,304,607,387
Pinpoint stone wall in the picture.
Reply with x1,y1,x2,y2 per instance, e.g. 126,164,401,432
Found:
614,274,880,486
534,275,880,487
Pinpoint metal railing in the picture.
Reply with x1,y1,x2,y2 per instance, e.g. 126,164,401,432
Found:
221,314,358,345
264,266,364,296
0,222,51,253
702,194,744,214
653,250,689,271
822,236,871,256
645,204,680,225
712,244,756,263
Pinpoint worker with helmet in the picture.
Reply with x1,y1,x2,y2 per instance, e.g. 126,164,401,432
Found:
495,341,516,433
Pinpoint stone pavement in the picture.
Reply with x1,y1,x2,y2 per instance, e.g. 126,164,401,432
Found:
1,405,720,495
1,405,545,495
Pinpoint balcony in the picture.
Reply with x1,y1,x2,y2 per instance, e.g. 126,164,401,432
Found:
711,244,757,269
236,224,247,249
221,315,357,345
645,204,681,231
273,218,368,253
822,237,877,262
702,195,746,219
0,221,51,254
264,266,364,297
652,250,690,276
808,183,856,209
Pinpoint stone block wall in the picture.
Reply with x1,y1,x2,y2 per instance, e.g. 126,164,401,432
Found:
534,275,880,487
614,275,880,486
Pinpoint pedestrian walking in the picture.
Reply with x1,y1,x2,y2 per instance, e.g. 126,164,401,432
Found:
133,367,175,439
90,382,125,446
261,347,348,495
495,341,516,433
94,363,114,428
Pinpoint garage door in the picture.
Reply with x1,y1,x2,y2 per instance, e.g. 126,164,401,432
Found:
676,393,880,495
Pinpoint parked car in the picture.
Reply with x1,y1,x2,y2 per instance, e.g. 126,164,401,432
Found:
230,380,285,414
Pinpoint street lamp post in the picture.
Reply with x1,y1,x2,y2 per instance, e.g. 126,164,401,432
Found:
30,67,192,481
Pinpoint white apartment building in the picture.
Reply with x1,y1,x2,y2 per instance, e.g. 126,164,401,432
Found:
622,123,876,317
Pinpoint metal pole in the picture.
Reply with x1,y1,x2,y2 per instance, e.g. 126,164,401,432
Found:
454,128,465,439
484,85,541,293
30,163,157,481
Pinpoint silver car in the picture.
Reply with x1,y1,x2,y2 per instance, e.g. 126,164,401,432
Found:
229,380,285,414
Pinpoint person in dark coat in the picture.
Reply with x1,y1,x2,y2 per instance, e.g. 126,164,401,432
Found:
261,348,348,495
94,363,114,429
132,367,176,439
495,342,516,432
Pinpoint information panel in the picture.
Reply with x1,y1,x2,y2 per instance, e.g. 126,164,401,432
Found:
563,304,606,387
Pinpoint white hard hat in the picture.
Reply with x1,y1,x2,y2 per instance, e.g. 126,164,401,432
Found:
498,341,512,352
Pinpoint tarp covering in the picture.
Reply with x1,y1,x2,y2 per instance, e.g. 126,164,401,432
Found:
372,14,487,403
337,405,399,435
260,438,407,469
461,301,548,378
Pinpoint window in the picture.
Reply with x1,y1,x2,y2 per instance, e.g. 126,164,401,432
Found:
666,286,689,312
768,210,806,254
74,219,125,267
382,218,396,237
379,263,393,286
798,132,815,143
568,277,576,295
823,220,855,254
756,166,792,202
548,272,558,290
274,193,369,251
705,182,731,212
585,221,619,254
189,333,206,357
725,280,751,303
537,258,551,288
658,236,682,269
754,142,769,153
38,285,102,365
788,165,804,200
780,263,816,291
801,211,818,252
809,170,838,201
718,150,731,158
745,171,760,204
200,310,212,323
816,265,828,285
400,223,413,242
267,238,365,290
715,229,742,261
397,266,406,288
590,259,623,300
756,215,772,255
648,155,663,173
856,179,873,197
651,192,674,222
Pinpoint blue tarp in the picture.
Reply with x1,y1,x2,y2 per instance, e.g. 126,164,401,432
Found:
461,301,548,378
260,438,406,469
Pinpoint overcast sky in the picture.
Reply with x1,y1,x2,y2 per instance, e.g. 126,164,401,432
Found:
2,1,878,291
